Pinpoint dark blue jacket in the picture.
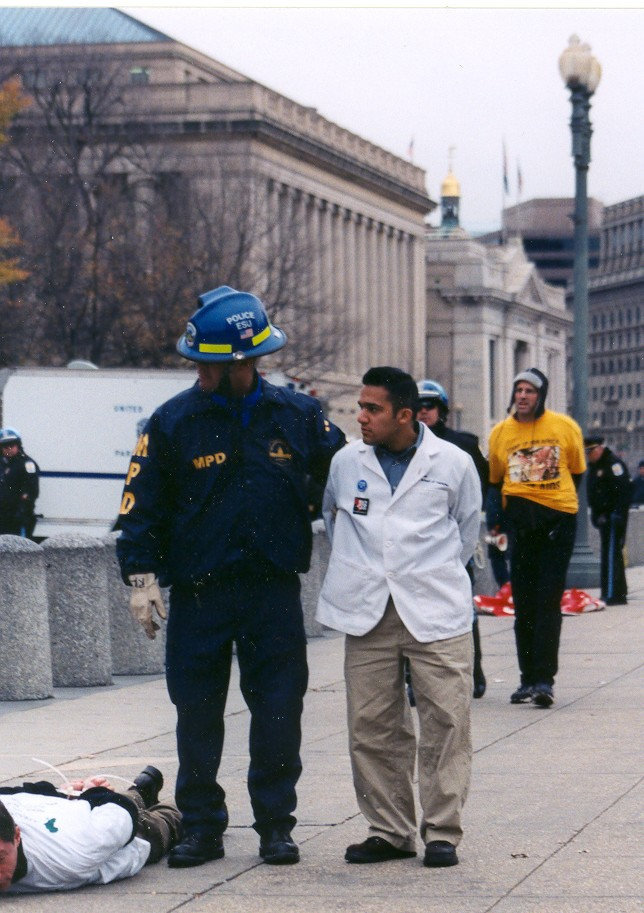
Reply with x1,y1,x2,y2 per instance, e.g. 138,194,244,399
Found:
430,421,489,499
116,378,345,586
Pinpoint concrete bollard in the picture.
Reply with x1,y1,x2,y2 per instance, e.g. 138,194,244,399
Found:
43,535,113,687
103,533,166,675
0,535,53,700
300,520,331,637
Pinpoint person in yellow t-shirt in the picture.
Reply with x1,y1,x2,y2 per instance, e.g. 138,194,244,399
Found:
488,368,586,708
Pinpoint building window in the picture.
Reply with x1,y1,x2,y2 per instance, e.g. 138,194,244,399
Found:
130,67,150,85
488,338,496,418
513,340,528,376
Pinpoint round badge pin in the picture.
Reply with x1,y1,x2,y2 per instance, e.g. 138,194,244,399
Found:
357,479,367,492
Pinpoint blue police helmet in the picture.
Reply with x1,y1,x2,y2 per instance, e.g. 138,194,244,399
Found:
177,286,287,363
0,427,21,446
416,379,449,409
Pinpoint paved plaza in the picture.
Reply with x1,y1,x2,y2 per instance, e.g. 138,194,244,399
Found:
0,567,641,912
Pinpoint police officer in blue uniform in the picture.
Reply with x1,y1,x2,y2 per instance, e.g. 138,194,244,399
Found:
584,435,632,605
116,287,345,868
0,428,39,538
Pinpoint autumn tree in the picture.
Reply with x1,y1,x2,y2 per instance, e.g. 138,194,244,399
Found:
0,78,29,287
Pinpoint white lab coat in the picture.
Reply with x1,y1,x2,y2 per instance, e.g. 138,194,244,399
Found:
2,791,150,893
316,430,482,642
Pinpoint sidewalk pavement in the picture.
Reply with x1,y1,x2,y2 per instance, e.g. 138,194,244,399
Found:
0,568,641,913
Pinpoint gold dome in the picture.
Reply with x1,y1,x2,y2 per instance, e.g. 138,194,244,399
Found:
441,170,460,197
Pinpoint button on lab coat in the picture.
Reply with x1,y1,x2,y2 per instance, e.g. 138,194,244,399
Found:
316,430,482,642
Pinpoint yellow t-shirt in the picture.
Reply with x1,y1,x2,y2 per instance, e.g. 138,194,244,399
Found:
488,410,586,514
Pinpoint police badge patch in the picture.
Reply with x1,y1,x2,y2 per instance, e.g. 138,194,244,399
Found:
269,439,293,462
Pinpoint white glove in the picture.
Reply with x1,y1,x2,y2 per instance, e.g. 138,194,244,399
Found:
128,573,167,639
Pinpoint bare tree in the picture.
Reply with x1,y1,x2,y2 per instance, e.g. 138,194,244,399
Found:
0,55,357,376
0,54,152,363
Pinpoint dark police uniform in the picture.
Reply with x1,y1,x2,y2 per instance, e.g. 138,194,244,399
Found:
587,446,632,604
0,449,39,537
430,422,489,500
116,376,345,840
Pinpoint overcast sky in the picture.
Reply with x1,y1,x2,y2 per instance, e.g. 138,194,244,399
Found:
125,4,642,233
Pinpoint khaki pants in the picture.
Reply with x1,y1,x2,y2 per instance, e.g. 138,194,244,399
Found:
345,598,472,851
125,789,183,864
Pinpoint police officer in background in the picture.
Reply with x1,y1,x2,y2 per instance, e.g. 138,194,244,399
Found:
0,428,39,537
584,435,632,606
415,380,488,698
116,286,345,869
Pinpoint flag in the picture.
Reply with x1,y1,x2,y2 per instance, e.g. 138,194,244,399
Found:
517,160,523,197
503,141,509,194
407,137,415,161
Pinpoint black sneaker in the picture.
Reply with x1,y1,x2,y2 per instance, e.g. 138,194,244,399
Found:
259,827,299,865
532,683,554,708
167,833,224,868
510,684,533,704
423,840,458,867
345,836,417,864
132,765,163,808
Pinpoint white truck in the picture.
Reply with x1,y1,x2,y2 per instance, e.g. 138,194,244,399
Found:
0,366,196,538
0,365,319,538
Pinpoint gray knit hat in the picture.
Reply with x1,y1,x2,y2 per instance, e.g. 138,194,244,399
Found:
508,367,549,418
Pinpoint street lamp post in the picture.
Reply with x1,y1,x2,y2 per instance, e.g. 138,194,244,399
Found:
559,35,601,587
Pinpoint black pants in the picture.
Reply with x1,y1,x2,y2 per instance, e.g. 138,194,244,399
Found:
166,565,308,838
488,544,510,588
599,518,628,603
507,502,576,687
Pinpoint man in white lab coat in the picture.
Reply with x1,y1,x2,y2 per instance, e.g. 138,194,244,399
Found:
317,367,481,868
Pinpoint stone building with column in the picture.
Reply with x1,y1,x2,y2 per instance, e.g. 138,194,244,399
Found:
425,170,571,448
0,7,433,422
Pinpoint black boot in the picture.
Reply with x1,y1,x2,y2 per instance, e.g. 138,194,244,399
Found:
132,765,164,808
472,618,486,698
